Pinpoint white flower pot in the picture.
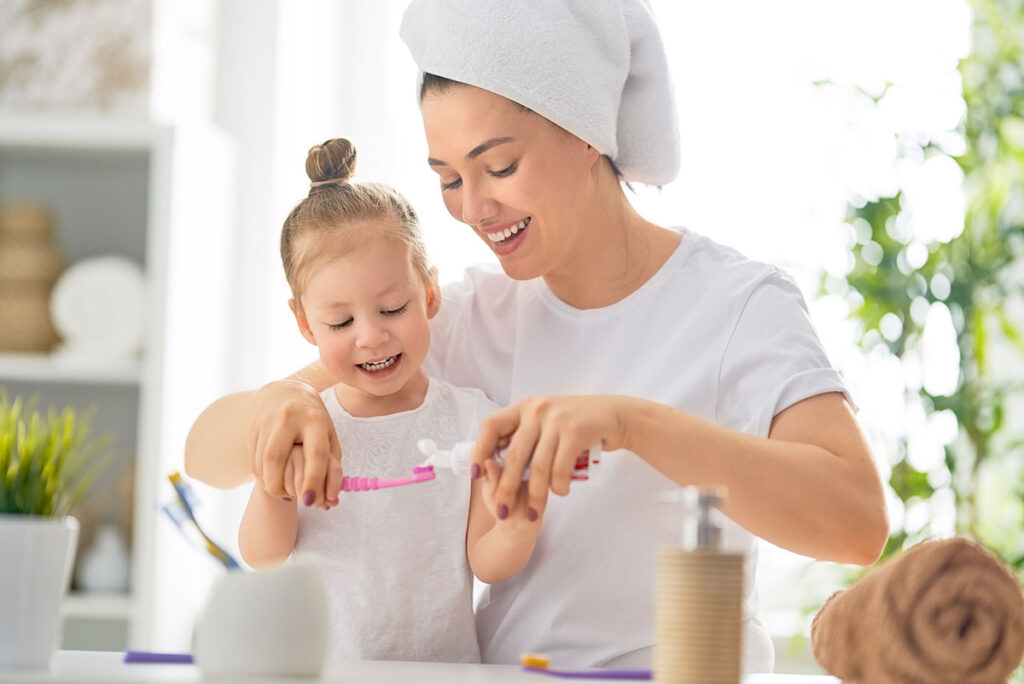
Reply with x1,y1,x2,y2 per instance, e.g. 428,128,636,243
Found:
0,515,79,669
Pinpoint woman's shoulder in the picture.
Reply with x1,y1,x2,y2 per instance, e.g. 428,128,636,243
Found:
664,229,802,312
440,262,518,302
678,230,782,282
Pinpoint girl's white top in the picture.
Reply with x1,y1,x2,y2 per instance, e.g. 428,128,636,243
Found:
424,230,851,673
294,378,497,662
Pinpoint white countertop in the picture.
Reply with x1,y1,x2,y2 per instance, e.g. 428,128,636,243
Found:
0,651,839,683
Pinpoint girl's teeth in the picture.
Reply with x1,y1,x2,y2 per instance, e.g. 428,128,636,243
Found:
361,355,397,371
487,218,530,243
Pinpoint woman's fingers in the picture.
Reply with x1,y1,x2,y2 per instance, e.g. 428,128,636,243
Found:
493,416,539,517
324,444,343,508
249,380,337,502
287,445,304,501
298,425,334,508
474,405,521,467
525,428,557,520
551,440,587,496
259,425,296,499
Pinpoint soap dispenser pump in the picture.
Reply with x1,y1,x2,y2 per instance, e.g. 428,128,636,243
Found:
654,487,744,684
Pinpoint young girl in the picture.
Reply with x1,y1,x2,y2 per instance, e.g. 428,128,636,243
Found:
236,138,538,663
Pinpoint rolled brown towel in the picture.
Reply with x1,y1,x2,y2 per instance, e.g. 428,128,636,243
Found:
811,537,1024,684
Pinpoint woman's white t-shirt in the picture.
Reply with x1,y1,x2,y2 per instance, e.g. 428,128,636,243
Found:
294,378,497,662
423,229,850,673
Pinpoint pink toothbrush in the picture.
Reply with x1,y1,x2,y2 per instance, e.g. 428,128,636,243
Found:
340,466,435,492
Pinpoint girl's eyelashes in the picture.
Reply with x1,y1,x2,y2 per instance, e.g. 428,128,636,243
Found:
326,302,407,329
328,318,353,331
441,177,462,191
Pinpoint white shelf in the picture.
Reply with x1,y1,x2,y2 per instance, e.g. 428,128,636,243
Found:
0,353,141,386
61,591,134,621
0,113,160,151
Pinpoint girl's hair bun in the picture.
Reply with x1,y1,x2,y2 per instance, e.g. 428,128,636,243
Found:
306,138,357,185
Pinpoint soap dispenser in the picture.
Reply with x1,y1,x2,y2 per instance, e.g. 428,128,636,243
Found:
654,487,743,684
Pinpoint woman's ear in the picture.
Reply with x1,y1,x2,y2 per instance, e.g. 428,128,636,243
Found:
426,267,441,319
289,298,318,346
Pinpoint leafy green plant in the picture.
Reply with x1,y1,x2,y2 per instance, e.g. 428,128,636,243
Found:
824,0,1024,569
0,389,114,517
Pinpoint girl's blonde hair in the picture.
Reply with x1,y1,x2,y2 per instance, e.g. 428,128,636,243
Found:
281,138,430,307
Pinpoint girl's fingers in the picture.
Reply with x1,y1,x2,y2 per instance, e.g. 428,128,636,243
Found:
282,458,296,499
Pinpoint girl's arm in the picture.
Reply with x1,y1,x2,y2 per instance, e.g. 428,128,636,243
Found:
184,361,342,508
466,467,541,584
238,482,299,569
473,392,888,566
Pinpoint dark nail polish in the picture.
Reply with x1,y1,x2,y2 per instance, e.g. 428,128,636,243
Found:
282,497,292,502
470,463,481,479
497,503,508,520
303,490,315,507
528,508,538,522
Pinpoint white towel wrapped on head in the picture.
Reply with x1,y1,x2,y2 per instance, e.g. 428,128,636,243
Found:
400,0,680,186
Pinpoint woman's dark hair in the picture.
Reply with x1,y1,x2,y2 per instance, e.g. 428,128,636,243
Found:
419,73,462,100
418,73,625,183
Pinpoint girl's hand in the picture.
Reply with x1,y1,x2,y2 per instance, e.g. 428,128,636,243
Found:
472,395,630,522
248,380,343,509
476,460,540,537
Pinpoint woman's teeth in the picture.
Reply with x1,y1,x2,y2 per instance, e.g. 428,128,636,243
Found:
360,354,398,371
487,218,530,243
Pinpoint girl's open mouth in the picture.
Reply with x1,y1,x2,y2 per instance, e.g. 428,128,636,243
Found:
358,353,400,373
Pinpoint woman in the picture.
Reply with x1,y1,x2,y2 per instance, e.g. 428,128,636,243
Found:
185,0,888,672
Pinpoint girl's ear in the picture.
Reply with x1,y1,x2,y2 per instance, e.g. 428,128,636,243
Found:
289,298,318,346
426,267,441,319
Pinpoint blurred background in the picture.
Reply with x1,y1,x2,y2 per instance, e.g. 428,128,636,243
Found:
0,0,1020,674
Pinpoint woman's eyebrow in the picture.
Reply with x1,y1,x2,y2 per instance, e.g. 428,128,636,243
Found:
427,137,517,167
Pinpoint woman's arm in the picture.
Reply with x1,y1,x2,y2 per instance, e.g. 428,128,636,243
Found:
238,481,299,569
183,361,342,508
466,467,541,584
623,392,888,565
474,392,888,566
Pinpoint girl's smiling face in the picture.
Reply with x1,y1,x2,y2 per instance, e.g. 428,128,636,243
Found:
291,229,438,415
420,84,601,282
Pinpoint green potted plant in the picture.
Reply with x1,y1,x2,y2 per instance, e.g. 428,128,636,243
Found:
0,389,113,670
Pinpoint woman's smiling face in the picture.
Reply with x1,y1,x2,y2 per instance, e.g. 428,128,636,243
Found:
420,84,601,282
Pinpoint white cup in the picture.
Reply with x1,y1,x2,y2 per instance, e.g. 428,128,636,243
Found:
193,556,329,677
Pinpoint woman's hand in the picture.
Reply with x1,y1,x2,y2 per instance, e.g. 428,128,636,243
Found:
248,380,343,509
472,395,630,521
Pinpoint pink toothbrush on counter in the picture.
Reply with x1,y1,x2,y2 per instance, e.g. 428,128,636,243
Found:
340,466,435,492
